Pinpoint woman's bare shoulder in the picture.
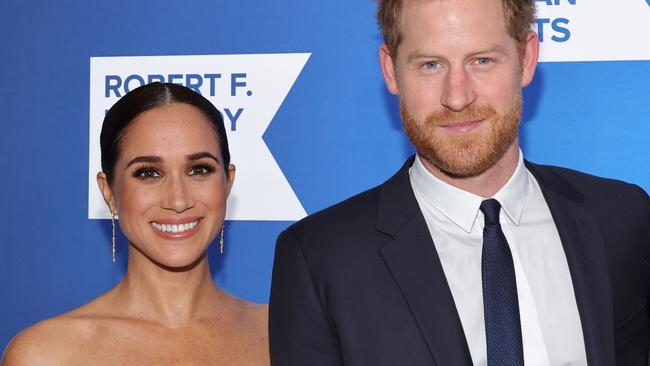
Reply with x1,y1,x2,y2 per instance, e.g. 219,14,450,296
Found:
2,303,113,366
219,291,268,326
244,302,268,330
2,315,80,365
226,297,269,365
243,301,269,351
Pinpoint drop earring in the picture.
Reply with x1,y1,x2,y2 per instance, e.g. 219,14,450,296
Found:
111,211,116,262
220,226,224,254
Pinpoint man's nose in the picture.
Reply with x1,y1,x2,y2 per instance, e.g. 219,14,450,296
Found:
440,65,477,112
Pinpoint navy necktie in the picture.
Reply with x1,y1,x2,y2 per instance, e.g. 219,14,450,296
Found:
480,199,524,365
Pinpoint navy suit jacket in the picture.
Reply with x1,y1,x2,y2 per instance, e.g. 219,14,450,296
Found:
269,157,650,365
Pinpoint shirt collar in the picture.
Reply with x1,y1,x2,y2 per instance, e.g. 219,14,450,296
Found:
492,150,528,227
409,150,529,233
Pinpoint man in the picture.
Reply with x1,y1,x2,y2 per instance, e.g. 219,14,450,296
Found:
269,0,650,364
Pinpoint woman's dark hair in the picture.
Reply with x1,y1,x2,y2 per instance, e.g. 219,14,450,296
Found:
100,82,230,184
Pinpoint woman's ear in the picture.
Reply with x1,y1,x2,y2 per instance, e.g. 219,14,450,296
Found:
96,172,118,214
225,164,236,197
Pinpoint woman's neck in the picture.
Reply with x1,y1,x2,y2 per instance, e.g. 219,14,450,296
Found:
110,246,222,328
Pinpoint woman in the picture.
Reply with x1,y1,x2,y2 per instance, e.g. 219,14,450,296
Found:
2,83,269,365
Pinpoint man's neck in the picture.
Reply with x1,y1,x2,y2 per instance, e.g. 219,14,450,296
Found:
419,142,521,198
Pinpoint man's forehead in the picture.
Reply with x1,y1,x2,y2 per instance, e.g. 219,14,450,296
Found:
402,0,500,4
400,0,505,15
398,0,508,32
395,0,517,59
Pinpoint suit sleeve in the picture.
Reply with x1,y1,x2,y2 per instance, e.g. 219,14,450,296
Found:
630,184,650,366
269,229,343,366
636,185,650,366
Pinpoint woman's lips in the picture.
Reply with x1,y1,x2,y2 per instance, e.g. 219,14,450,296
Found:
150,217,202,240
441,119,484,133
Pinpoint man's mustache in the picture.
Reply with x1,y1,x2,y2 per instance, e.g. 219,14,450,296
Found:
423,105,498,126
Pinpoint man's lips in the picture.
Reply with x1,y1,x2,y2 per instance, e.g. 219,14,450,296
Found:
440,119,485,133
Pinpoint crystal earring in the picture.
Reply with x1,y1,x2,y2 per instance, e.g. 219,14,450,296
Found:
220,226,224,254
111,211,117,262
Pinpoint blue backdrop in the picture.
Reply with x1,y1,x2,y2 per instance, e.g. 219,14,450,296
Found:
1,0,649,351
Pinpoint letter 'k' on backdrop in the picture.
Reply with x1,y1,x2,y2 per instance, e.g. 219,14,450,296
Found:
0,0,649,350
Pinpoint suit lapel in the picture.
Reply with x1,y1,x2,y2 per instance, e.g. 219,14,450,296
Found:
376,157,473,366
526,162,615,365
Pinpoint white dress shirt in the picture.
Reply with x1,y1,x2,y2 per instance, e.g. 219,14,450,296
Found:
409,151,588,366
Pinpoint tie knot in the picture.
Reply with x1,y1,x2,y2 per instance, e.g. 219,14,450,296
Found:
480,199,502,225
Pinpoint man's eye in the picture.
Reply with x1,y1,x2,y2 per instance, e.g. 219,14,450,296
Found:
424,61,439,70
476,57,490,65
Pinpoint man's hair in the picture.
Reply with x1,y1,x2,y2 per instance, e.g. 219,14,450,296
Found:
376,0,536,58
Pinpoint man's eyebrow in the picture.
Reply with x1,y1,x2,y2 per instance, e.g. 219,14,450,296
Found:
407,49,443,63
126,155,162,168
187,152,220,163
467,45,507,57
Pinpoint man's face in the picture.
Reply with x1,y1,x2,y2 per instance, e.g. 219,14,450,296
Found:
380,0,538,178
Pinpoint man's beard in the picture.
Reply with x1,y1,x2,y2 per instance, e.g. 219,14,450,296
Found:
401,94,522,178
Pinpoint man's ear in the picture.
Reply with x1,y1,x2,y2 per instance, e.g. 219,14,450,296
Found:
520,31,539,87
379,44,400,95
96,172,118,215
225,164,236,197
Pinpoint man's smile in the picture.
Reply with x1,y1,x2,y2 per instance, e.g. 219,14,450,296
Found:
440,119,485,133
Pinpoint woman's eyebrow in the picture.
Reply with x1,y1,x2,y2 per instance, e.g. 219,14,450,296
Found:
126,155,162,168
187,152,220,163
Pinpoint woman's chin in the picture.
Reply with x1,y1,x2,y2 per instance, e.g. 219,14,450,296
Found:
144,248,209,271
127,230,215,271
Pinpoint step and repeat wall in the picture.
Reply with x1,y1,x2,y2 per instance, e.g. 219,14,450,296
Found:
1,0,649,350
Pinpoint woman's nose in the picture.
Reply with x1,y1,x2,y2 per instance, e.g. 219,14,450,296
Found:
161,175,195,213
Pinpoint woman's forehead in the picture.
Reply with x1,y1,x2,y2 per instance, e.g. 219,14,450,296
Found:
118,103,221,162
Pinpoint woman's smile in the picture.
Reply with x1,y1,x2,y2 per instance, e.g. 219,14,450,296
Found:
150,216,203,240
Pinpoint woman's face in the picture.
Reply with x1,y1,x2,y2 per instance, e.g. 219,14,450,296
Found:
98,102,235,268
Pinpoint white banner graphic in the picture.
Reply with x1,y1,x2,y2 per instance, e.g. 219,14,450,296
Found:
89,53,310,221
536,0,650,62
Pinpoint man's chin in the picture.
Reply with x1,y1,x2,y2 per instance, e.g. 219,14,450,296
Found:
423,157,491,178
416,139,506,178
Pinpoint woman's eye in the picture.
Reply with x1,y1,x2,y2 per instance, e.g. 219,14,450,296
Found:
188,165,215,176
424,61,439,70
133,168,160,180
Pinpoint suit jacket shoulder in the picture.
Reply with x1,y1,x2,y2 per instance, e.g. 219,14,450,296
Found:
285,182,382,243
526,161,650,240
527,161,648,199
280,157,420,260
